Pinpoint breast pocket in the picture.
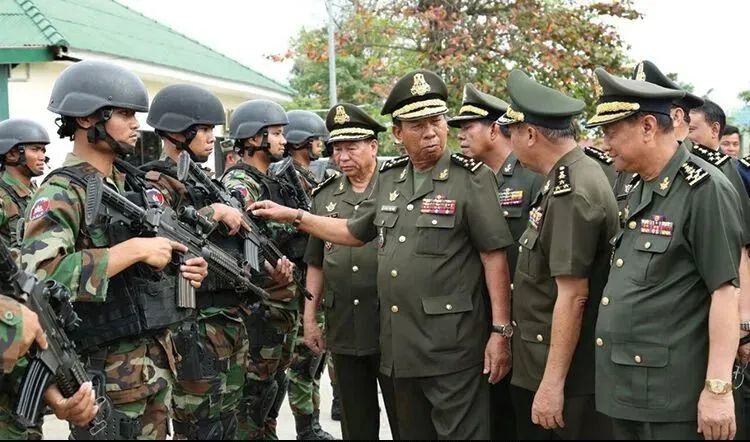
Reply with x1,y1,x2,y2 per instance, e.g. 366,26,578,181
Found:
502,206,524,219
415,214,455,256
611,342,670,409
517,228,540,278
374,212,399,255
632,235,672,284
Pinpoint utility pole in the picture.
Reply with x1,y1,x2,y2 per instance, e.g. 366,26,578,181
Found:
326,0,337,106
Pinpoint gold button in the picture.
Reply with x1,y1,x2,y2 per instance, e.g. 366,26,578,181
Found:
523,238,529,245
445,304,453,311
615,258,624,268
596,338,604,347
601,297,610,306
391,269,398,278
353,299,360,306
628,221,637,230
503,210,509,216
407,204,414,211
644,241,652,249
391,305,399,313
536,334,544,342
352,265,359,273
431,219,438,225
398,235,406,243
634,355,642,364
4,311,13,320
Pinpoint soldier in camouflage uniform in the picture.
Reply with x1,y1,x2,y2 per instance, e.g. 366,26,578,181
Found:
0,119,49,439
20,60,208,439
221,99,301,440
141,84,294,440
283,110,335,440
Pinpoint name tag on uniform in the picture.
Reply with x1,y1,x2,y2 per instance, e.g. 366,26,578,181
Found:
640,215,673,236
498,189,524,206
380,205,398,213
421,196,456,215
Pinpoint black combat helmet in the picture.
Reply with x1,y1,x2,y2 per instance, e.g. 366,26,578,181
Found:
285,110,327,146
0,119,50,156
229,99,288,157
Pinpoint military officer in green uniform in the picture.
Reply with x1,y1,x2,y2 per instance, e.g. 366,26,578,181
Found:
496,69,618,439
250,69,515,439
449,83,543,439
589,68,743,440
303,103,399,440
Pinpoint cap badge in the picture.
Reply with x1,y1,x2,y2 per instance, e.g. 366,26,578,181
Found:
410,73,431,96
334,105,350,125
593,75,603,99
635,62,646,82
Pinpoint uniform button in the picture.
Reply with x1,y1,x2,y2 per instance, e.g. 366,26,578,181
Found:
618,210,622,217
601,297,610,306
398,235,406,243
445,304,453,311
615,258,624,268
391,305,399,313
511,320,517,327
518,246,523,253
4,311,13,321
628,221,637,230
354,205,359,211
352,265,359,273
536,334,544,342
510,283,515,291
353,299,360,306
523,238,529,245
634,355,642,364
596,338,604,347
407,204,414,211
391,269,398,278
431,219,438,225
644,241,652,249
503,210,509,216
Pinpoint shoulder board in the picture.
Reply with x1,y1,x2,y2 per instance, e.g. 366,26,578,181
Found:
692,145,730,167
552,165,573,196
740,155,750,168
583,146,613,165
311,173,340,197
380,155,409,172
678,160,710,187
450,153,484,173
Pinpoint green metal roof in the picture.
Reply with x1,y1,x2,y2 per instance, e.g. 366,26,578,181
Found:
0,0,293,95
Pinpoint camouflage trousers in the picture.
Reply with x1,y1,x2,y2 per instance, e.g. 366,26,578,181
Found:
237,304,297,440
87,333,175,439
287,309,326,418
0,357,43,440
171,307,248,439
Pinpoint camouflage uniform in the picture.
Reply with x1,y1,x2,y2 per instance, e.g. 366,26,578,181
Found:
222,164,299,440
141,158,250,439
20,154,176,439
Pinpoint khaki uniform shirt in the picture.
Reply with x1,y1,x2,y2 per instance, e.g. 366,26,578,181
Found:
595,146,742,422
347,150,514,378
511,148,619,395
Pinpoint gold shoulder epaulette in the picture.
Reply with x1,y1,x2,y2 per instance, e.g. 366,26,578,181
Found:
692,145,730,167
679,160,710,187
380,155,409,172
450,153,483,173
311,172,340,197
552,165,573,196
583,146,614,165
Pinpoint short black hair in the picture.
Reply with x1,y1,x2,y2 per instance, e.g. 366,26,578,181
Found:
623,112,674,133
723,124,742,144
692,99,726,135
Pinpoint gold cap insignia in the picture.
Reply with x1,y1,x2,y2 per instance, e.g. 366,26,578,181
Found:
389,190,400,202
326,201,337,212
635,62,646,82
660,176,670,191
334,105,350,125
410,73,431,96
593,75,603,99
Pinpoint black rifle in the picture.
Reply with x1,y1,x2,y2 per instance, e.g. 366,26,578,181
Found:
269,157,312,211
1,243,109,437
83,175,270,303
176,151,313,300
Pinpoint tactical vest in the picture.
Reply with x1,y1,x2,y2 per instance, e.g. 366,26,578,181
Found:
42,164,192,352
0,178,30,246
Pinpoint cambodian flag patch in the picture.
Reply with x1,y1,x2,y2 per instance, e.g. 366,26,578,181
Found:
30,197,50,221
234,186,250,201
145,188,165,207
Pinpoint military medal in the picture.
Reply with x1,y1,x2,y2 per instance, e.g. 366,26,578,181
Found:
421,195,456,215
640,215,673,236
529,206,544,230
326,201,337,212
498,188,524,206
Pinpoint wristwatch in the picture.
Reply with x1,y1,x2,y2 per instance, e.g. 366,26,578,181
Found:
491,323,514,338
705,379,732,395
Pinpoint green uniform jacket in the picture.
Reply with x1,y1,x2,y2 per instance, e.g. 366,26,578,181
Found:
596,145,742,422
304,170,380,356
347,150,514,378
496,153,544,276
0,171,35,251
511,148,618,395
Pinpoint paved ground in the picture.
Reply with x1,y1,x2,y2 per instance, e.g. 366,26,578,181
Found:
42,370,394,440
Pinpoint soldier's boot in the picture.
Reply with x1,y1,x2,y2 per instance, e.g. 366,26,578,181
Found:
237,378,278,440
330,382,341,421
264,370,290,441
172,412,238,440
295,413,336,440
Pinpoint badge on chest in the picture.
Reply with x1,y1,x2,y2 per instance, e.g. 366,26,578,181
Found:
498,188,524,207
421,195,456,215
640,215,673,236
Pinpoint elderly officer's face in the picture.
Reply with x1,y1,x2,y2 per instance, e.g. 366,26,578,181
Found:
602,118,647,173
332,139,377,178
393,115,447,167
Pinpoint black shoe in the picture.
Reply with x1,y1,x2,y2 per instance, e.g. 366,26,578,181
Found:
296,413,336,440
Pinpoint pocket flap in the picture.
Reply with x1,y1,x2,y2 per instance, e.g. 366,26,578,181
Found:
322,292,334,308
502,206,523,219
518,320,551,345
519,228,539,250
416,214,455,229
611,342,669,367
421,294,472,315
375,212,399,228
634,235,671,254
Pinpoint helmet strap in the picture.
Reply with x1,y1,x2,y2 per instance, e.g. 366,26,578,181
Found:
86,108,135,158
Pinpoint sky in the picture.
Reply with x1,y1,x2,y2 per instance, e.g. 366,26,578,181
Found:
120,0,749,113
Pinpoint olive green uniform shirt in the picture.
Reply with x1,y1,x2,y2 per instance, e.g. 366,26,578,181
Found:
511,148,619,395
595,145,742,422
304,171,380,356
0,171,35,251
347,150,514,378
